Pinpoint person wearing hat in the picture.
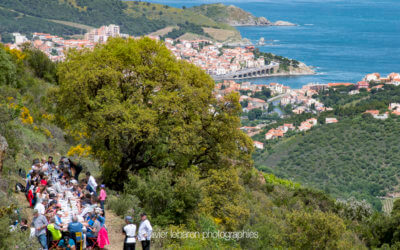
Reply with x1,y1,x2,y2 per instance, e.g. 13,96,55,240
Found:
34,199,48,215
98,184,107,217
55,210,64,227
86,213,101,248
31,158,41,172
138,213,152,250
95,208,105,227
31,208,48,250
123,216,136,250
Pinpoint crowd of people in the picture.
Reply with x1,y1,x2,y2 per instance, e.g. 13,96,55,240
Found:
23,156,110,249
14,155,154,250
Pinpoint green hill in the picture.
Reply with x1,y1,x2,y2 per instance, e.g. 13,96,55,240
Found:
0,0,241,42
254,85,400,210
190,3,271,26
0,7,84,42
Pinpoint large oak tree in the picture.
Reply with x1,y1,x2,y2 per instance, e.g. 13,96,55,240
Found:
54,37,252,188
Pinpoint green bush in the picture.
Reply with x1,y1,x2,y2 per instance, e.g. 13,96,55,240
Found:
106,193,141,219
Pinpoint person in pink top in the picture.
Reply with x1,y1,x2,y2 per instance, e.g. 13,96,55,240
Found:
99,184,107,217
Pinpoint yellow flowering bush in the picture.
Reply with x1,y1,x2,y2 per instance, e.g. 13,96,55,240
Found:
214,218,222,225
42,113,55,121
5,47,26,61
43,128,53,138
20,107,34,125
67,144,92,157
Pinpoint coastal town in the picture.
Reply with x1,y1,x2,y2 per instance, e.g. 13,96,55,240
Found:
7,24,272,78
5,25,400,152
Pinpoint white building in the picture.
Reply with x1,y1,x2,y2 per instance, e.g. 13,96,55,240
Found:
253,141,264,150
13,33,28,45
325,118,338,124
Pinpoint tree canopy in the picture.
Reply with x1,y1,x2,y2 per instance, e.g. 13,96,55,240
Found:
0,45,16,86
54,37,253,188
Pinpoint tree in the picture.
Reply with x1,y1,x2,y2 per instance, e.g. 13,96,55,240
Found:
268,102,275,113
0,46,16,86
283,104,293,115
54,37,253,189
24,48,57,83
240,99,248,108
253,87,271,101
285,210,346,249
248,108,262,120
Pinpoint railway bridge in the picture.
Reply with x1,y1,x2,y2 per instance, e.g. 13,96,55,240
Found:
212,62,280,81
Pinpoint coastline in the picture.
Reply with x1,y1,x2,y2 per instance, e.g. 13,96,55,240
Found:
212,71,315,81
212,63,316,81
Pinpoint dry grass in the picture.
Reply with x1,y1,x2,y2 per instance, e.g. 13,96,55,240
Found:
48,19,94,31
203,27,239,41
177,32,210,41
148,26,178,37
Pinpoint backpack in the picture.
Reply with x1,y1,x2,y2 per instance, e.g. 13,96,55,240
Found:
15,182,26,193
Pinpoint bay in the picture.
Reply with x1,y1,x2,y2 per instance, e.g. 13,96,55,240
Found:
151,0,400,89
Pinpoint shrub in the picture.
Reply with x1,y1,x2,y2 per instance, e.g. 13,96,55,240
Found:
106,193,141,219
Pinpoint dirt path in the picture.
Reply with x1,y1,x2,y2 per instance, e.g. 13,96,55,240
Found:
104,209,125,250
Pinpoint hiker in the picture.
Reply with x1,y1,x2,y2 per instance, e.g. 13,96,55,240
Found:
47,217,62,242
68,216,83,235
20,218,28,232
123,216,136,250
68,159,83,180
44,156,56,174
86,213,101,248
34,199,48,215
98,184,107,216
55,211,64,227
32,208,48,250
57,235,76,250
95,208,105,227
86,172,98,195
68,216,83,249
138,213,152,250
32,158,41,172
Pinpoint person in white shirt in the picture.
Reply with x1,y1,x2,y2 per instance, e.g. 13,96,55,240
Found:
138,213,152,250
122,216,136,250
34,199,48,215
80,204,94,218
43,156,55,175
86,172,98,195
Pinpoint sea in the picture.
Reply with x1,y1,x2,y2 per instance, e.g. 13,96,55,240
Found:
149,0,400,89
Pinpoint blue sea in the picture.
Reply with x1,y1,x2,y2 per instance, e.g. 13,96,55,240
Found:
149,0,400,89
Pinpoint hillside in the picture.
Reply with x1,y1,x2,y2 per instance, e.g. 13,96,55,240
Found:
0,7,84,42
0,0,241,42
254,85,400,210
191,3,296,26
4,37,400,249
0,39,365,249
